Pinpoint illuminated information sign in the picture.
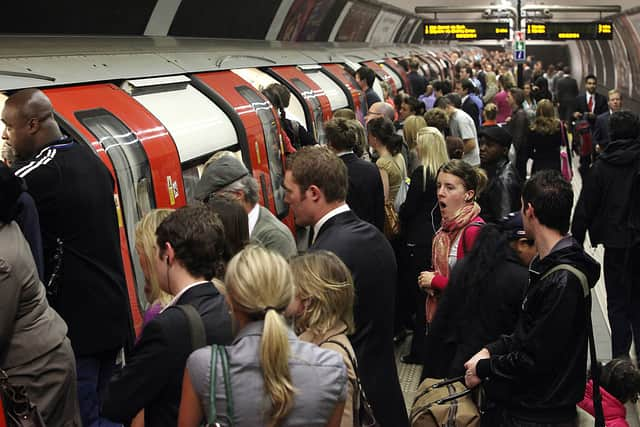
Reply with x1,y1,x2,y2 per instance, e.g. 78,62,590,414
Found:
423,22,510,40
526,22,613,40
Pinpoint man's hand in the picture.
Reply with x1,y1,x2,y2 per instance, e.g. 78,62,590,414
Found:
573,111,583,120
464,348,490,388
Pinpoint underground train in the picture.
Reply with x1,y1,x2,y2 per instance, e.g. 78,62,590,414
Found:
0,37,467,336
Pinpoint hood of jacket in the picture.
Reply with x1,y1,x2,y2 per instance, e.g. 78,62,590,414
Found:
531,236,601,289
600,138,640,166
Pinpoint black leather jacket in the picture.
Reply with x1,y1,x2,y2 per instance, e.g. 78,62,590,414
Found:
477,237,601,423
478,158,522,224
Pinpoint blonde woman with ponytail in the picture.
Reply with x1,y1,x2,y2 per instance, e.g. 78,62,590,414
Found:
179,245,347,427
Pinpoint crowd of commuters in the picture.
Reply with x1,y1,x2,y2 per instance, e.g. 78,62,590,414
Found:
1,47,640,427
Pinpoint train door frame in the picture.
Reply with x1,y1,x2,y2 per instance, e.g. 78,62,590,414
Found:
42,84,183,337
361,60,398,96
192,70,294,229
263,66,332,145
382,58,410,94
321,63,366,123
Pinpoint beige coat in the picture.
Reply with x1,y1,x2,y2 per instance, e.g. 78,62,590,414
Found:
300,323,358,427
0,221,81,426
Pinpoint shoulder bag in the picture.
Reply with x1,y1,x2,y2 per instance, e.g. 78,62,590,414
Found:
207,344,234,427
323,339,379,427
410,376,480,427
559,121,573,181
0,369,46,427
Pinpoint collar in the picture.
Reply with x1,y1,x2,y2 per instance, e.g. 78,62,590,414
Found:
34,136,74,159
313,204,350,244
248,203,260,236
462,94,470,104
161,280,209,312
233,320,297,344
336,150,354,157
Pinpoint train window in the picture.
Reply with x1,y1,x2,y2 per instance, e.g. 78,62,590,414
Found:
380,62,404,92
328,65,366,123
236,86,288,218
76,108,156,309
302,70,349,112
232,68,308,129
371,76,384,102
123,78,238,163
289,78,326,145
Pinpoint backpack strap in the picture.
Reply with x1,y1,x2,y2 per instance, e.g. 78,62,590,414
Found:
172,304,206,351
540,264,604,427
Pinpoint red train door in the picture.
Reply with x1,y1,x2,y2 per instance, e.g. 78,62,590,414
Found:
384,58,411,94
192,71,294,230
45,84,184,337
361,60,398,95
266,66,332,145
322,63,366,122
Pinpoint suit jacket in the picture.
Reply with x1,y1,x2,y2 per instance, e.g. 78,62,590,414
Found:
574,91,608,122
103,283,233,427
462,96,480,129
340,153,385,232
556,76,579,122
311,211,409,426
593,111,611,149
251,205,297,258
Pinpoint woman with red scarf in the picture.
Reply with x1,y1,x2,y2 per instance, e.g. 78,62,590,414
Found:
418,160,487,328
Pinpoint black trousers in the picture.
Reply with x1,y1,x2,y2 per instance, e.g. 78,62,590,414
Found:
397,243,431,358
603,246,640,360
499,411,576,427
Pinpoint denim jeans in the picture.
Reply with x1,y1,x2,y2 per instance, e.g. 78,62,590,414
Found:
76,349,122,427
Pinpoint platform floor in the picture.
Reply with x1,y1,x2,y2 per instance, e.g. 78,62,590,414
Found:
395,155,639,424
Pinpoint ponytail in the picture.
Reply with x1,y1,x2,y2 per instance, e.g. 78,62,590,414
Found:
388,133,403,156
261,309,295,426
224,245,297,426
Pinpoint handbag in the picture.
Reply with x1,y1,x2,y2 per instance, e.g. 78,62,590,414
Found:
574,120,593,157
207,344,234,427
323,340,379,427
383,201,400,239
559,121,573,181
0,369,46,427
410,376,480,427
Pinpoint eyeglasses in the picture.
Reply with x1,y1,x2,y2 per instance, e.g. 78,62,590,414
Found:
365,110,383,117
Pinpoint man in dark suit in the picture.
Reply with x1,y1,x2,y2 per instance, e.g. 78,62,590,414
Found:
593,89,623,152
325,117,385,231
555,67,579,124
284,147,409,426
355,66,381,111
408,58,428,97
573,74,608,175
458,78,481,129
103,205,233,427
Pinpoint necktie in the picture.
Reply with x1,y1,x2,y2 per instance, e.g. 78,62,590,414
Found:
587,95,593,113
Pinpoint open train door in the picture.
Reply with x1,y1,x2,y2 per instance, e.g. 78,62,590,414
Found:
192,70,294,231
361,60,398,96
265,66,332,145
45,84,184,338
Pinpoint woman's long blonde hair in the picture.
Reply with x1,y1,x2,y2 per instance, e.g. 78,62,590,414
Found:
289,251,355,339
415,127,450,190
135,209,174,306
403,115,428,150
530,99,560,135
225,245,296,426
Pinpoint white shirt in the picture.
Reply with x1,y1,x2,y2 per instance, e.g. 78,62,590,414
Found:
161,281,209,312
336,150,353,157
312,204,350,244
248,203,260,236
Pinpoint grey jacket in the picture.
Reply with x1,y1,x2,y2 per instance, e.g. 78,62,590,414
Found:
0,221,80,426
251,206,297,258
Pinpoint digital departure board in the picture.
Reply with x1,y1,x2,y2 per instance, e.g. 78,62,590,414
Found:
423,22,510,40
526,22,613,40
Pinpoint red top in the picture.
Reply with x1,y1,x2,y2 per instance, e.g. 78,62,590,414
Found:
578,379,629,427
431,216,484,291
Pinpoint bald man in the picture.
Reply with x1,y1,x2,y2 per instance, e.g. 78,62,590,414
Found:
2,89,129,427
365,101,395,123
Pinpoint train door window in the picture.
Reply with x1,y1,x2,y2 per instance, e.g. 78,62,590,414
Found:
289,78,326,145
75,108,156,308
301,68,349,112
331,64,366,121
236,86,287,218
232,68,308,129
371,76,384,102
380,62,403,92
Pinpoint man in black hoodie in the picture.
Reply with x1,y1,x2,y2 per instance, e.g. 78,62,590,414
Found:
465,170,601,426
572,110,640,362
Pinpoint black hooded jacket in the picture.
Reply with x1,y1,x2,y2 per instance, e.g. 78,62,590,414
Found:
572,138,640,248
476,237,601,423
478,158,522,224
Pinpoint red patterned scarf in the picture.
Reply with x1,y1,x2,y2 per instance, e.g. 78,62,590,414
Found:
431,202,482,279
